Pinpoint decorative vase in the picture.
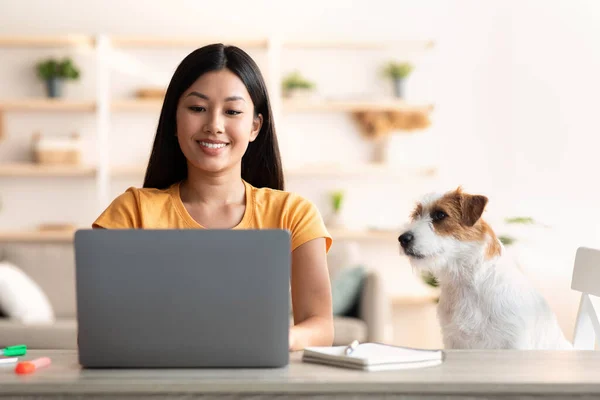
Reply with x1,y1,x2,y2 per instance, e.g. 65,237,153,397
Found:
46,77,63,98
371,135,390,164
393,78,405,98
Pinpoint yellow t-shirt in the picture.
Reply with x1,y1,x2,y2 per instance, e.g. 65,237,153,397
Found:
93,180,332,253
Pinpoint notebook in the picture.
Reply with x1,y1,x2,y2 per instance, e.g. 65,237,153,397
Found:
302,342,444,371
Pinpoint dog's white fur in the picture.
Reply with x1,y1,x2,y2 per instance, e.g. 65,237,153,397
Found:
400,190,572,350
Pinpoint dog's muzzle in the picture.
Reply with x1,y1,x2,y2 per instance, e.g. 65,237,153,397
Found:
398,231,425,259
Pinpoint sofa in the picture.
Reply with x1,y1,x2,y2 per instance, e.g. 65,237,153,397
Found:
0,239,391,349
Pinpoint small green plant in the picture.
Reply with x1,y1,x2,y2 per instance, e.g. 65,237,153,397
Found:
36,58,80,81
330,191,344,213
421,271,439,288
505,216,535,224
282,71,315,92
383,62,414,80
498,235,517,246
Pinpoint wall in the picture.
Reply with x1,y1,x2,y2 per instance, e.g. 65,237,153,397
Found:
1,0,599,342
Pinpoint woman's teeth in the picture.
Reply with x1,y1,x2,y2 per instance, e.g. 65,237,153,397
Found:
199,142,228,149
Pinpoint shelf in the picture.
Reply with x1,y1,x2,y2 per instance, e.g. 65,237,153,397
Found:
0,230,76,243
285,163,436,178
392,291,439,306
111,163,436,179
328,228,398,241
109,36,268,49
283,39,435,50
111,99,162,111
282,98,433,113
0,163,96,177
0,99,96,112
0,35,95,48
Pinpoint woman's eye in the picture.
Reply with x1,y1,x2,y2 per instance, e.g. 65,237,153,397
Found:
226,110,242,115
432,210,447,222
188,106,205,112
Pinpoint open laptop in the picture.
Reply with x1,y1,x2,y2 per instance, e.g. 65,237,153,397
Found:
74,229,291,368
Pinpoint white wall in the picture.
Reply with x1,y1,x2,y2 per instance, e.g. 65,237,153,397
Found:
1,0,599,341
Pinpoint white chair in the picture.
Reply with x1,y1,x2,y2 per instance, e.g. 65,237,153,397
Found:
571,247,600,350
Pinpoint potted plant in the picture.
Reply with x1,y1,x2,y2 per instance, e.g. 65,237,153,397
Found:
382,62,413,98
326,190,345,228
35,58,81,98
281,71,315,99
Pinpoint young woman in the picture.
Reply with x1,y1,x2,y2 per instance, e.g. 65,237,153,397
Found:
92,43,334,351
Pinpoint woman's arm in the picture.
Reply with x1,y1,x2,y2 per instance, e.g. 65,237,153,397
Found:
289,237,334,351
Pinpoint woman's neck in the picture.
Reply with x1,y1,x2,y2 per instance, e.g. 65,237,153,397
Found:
180,165,245,206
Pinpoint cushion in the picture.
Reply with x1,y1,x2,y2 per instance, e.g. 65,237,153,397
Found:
331,265,366,316
0,318,76,349
0,261,55,324
333,316,368,345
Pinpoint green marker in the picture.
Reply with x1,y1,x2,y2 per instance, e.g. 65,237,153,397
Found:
0,344,27,357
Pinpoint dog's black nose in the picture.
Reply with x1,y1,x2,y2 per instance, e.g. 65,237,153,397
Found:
398,232,414,247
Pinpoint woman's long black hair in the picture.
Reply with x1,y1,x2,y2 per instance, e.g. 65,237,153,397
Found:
143,44,284,191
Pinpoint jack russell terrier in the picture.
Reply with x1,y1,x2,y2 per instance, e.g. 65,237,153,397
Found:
398,187,572,349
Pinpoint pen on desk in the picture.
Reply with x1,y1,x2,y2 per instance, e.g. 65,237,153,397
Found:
0,357,18,365
0,345,27,357
344,340,360,355
15,357,51,375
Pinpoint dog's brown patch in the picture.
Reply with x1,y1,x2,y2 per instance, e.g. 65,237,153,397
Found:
425,188,501,260
411,203,423,220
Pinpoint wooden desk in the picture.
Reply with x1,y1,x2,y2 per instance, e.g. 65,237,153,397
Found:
0,350,599,399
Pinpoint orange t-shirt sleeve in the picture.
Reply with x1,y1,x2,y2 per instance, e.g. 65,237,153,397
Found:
92,188,142,228
287,195,332,253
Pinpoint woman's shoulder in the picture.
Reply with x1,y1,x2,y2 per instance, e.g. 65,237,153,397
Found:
249,183,314,211
92,183,179,228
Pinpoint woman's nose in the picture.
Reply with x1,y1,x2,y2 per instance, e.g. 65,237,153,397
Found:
203,111,224,134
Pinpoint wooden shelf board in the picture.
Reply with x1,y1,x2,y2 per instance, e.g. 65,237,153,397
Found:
0,35,95,48
110,36,268,49
0,163,96,177
392,291,439,306
111,163,436,179
0,99,96,112
111,99,162,111
285,163,436,178
328,228,399,241
282,98,433,113
0,230,76,242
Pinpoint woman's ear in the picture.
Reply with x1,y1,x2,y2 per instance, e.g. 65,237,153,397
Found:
250,114,263,142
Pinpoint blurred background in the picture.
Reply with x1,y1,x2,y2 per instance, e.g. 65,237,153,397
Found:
0,0,598,349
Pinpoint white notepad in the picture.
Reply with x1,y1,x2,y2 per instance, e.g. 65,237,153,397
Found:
302,342,444,371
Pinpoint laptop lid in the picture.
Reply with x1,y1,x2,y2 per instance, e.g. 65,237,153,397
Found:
74,229,290,368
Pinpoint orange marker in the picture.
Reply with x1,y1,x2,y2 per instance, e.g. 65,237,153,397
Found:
15,357,51,374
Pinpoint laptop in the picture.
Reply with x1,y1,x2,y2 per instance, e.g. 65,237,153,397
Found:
74,229,291,368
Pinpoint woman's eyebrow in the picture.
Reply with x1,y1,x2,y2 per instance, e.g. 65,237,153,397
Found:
186,92,245,102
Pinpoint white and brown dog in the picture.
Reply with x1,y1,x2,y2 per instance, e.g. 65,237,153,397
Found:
398,187,572,350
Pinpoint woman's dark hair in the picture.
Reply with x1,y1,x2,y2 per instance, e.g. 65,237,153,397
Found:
143,43,284,190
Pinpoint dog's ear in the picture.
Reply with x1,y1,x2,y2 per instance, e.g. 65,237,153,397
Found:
460,194,488,227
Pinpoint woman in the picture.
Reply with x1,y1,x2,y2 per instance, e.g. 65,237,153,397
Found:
93,43,334,351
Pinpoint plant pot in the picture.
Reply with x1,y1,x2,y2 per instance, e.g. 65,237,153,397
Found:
46,77,63,98
371,135,390,164
284,88,314,100
326,211,345,229
393,78,405,98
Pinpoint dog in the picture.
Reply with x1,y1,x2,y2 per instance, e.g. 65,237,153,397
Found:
398,187,572,350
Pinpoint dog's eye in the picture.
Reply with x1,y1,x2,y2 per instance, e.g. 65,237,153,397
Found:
432,210,447,222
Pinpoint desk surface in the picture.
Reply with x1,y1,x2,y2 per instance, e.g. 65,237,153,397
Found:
0,350,599,398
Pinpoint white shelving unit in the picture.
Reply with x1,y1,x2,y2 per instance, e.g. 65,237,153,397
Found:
0,34,435,240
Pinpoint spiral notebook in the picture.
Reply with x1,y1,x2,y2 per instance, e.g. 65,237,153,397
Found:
302,342,444,371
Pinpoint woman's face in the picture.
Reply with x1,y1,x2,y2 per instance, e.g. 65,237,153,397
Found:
176,69,262,174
